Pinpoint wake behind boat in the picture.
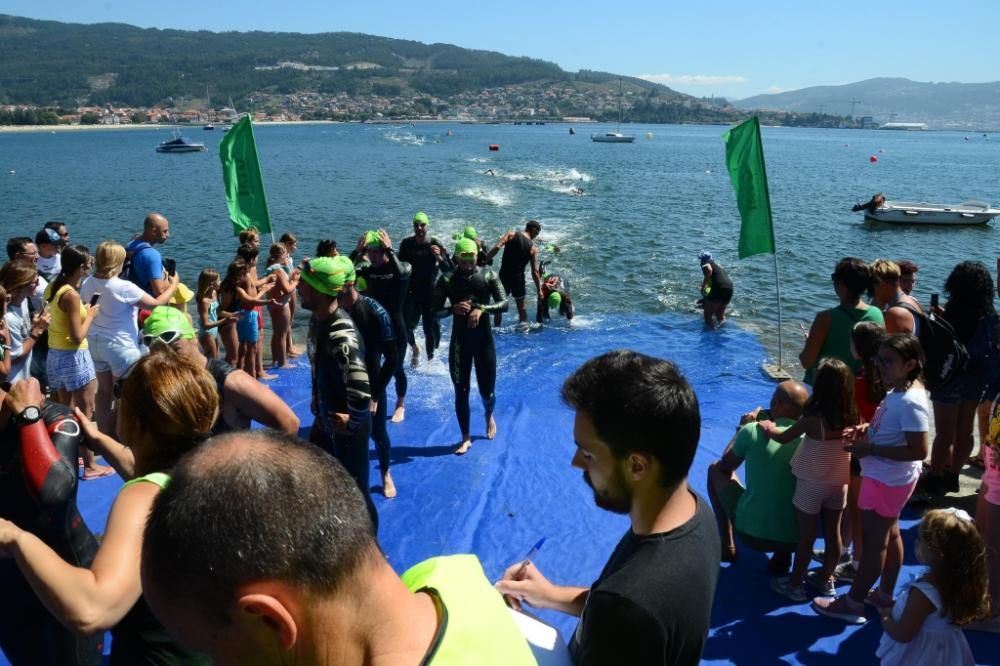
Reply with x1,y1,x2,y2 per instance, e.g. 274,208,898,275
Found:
156,132,207,153
853,193,1000,225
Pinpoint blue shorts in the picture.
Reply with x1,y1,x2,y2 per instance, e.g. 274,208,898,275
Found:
47,348,96,391
236,309,259,344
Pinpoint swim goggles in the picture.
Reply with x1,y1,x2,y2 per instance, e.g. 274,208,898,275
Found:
142,329,185,347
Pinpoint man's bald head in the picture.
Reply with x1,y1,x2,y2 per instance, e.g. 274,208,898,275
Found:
771,380,808,420
143,213,170,244
141,430,378,631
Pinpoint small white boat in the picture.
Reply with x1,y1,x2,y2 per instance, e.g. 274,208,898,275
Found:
591,132,635,143
156,132,207,153
863,200,1000,225
591,78,634,144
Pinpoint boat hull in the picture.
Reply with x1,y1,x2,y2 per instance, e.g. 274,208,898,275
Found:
591,133,635,143
156,145,206,153
864,200,1000,225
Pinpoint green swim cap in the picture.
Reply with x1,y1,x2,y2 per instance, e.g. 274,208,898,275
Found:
143,305,196,341
300,257,348,296
548,292,562,309
413,211,429,225
365,230,382,248
462,225,478,240
455,237,478,257
332,255,357,284
356,276,368,292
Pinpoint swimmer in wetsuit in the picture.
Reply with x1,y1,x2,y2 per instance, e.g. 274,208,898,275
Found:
398,212,453,366
354,230,412,424
699,251,733,328
433,238,508,455
335,255,400,499
536,270,575,324
0,379,102,666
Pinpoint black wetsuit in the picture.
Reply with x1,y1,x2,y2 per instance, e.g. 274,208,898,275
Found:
307,309,376,528
498,231,534,300
537,288,575,323
704,261,733,305
0,403,102,666
342,295,398,476
399,235,452,358
433,267,508,436
474,239,492,267
206,357,237,435
356,251,411,401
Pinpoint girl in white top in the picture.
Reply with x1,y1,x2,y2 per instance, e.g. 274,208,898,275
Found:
762,358,858,601
814,333,930,623
80,242,178,437
876,508,988,665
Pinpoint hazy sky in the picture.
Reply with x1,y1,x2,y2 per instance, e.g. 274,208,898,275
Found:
8,1,999,99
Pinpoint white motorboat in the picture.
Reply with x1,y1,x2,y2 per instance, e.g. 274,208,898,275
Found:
156,132,207,153
862,200,1000,225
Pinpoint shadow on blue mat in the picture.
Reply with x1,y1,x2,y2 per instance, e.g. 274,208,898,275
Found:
24,313,994,666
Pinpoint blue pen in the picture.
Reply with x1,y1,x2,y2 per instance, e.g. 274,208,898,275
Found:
513,537,546,580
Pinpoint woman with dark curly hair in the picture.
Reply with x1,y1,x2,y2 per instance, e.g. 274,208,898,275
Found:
920,260,1000,497
800,257,885,385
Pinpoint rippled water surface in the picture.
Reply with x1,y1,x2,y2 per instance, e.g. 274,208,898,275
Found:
2,122,998,374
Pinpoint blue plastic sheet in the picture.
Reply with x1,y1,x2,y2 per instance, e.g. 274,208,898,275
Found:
14,313,994,665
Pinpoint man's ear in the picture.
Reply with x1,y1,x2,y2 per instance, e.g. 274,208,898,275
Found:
627,452,652,480
237,593,299,650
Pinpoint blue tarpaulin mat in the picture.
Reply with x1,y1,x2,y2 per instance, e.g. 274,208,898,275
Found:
9,313,995,665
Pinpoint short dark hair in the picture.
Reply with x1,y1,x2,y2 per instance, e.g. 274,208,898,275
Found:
526,220,541,234
6,237,32,260
142,430,378,627
44,220,67,233
235,242,259,263
832,257,874,300
316,239,338,257
561,350,700,488
897,260,918,276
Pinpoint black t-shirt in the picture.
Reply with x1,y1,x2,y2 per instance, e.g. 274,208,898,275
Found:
498,231,533,278
706,261,732,292
569,492,720,666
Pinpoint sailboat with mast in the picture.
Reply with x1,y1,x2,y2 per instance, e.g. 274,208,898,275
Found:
592,79,635,143
203,88,215,130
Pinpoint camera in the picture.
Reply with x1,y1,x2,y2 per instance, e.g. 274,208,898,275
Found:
164,258,177,277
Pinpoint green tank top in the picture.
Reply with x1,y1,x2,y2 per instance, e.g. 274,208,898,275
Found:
122,471,170,489
804,305,885,385
401,555,537,665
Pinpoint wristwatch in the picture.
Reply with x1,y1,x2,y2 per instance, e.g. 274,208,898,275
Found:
12,406,42,427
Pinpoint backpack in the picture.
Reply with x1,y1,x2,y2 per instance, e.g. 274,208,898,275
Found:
121,240,152,285
896,303,968,390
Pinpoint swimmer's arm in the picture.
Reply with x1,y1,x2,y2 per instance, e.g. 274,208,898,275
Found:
373,309,398,396
476,272,508,314
432,275,452,319
799,310,831,369
329,323,371,433
224,371,300,434
880,585,934,642
486,231,513,260
5,481,156,634
529,246,542,294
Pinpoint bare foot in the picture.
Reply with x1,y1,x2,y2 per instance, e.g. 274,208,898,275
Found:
289,345,304,357
455,438,472,455
83,464,115,481
272,362,297,370
259,371,279,381
391,403,406,423
382,471,397,499
410,344,420,368
486,416,497,440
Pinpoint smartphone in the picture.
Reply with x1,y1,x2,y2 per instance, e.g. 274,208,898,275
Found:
930,293,939,308
89,294,100,306
164,258,177,277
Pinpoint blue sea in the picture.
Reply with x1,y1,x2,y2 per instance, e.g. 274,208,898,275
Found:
2,122,999,374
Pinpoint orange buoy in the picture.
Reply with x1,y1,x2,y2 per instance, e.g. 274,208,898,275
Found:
489,144,500,151
869,155,878,163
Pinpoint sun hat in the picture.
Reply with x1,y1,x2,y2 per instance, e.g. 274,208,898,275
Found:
170,282,194,305
299,257,348,296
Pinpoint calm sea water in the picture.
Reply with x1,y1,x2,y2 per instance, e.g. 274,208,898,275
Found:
2,123,998,375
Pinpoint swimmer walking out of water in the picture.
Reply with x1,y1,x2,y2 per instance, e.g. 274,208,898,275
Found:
433,238,508,455
699,251,733,328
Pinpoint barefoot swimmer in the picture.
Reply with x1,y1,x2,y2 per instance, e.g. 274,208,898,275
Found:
433,238,508,454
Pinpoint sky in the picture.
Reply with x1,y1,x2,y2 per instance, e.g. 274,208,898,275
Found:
7,1,1000,100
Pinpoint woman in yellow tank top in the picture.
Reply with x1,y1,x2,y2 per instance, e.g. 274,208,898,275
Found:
43,244,111,479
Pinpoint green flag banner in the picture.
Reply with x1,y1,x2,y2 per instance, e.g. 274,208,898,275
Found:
219,116,272,235
723,116,775,258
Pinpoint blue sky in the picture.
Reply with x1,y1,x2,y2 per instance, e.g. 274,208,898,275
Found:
8,1,999,100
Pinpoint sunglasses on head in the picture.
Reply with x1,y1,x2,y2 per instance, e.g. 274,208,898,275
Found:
142,329,184,347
